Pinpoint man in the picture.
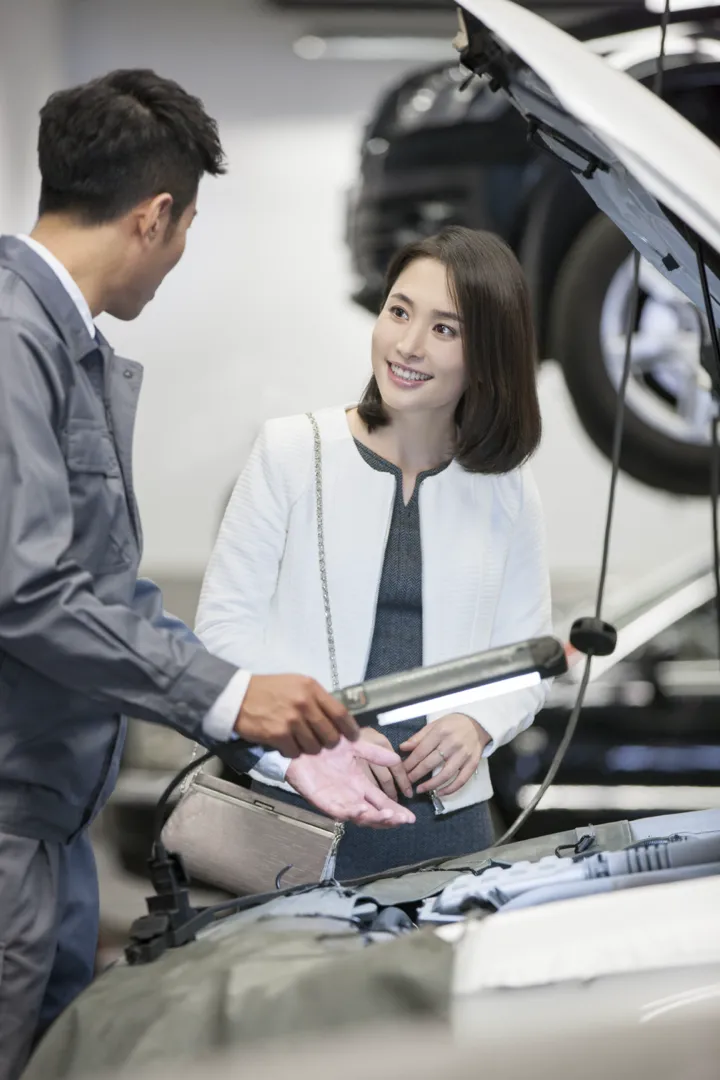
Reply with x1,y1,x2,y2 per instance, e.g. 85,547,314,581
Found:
0,68,413,1080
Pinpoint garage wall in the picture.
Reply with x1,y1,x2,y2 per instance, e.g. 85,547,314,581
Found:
2,0,712,595
0,0,67,231
63,0,418,576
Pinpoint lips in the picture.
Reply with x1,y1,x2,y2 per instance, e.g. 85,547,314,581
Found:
386,360,434,388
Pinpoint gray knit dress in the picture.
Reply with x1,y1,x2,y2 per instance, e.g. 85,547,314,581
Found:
253,439,494,880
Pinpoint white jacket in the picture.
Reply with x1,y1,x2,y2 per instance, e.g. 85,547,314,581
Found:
195,406,552,812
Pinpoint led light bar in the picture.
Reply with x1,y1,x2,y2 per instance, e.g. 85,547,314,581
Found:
377,671,542,726
335,636,566,726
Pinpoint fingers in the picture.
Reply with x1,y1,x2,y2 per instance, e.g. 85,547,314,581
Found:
433,757,478,797
304,706,344,751
370,764,399,801
236,676,358,752
353,808,403,829
356,734,413,797
398,729,426,753
324,798,377,823
355,741,401,769
317,686,360,742
360,741,412,800
416,749,466,794
406,744,448,784
331,793,414,829
402,727,442,777
301,701,341,751
274,735,303,759
390,763,413,799
297,684,359,753
293,718,323,756
361,785,416,825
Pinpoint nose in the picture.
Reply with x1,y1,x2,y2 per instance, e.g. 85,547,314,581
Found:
397,324,426,363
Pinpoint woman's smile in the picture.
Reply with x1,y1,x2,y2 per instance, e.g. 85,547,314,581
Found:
386,359,434,389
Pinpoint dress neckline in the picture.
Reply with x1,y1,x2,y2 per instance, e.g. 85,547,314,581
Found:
352,437,451,507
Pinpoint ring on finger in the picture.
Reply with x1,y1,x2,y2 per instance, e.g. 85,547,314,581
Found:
438,748,447,762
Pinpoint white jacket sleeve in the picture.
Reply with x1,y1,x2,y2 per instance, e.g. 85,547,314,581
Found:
195,422,293,782
428,466,553,754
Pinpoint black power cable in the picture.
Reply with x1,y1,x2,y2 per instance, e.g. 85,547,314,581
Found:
152,749,214,845
694,239,720,659
652,0,671,98
711,416,720,658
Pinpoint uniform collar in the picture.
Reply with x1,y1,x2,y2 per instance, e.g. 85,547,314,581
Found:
16,234,96,340
0,235,100,361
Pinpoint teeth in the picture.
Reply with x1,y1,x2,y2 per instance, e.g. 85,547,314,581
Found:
390,363,431,383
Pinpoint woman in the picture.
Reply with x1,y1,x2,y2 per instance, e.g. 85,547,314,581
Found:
196,226,552,879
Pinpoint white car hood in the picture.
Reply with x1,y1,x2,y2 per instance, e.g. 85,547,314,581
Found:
443,873,720,994
456,0,720,386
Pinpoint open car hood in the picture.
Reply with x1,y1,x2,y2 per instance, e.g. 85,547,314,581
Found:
455,0,720,391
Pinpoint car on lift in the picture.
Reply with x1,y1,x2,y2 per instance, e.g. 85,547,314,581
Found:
345,3,720,495
491,553,720,837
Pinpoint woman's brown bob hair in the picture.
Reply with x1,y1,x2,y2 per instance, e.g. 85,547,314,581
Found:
358,226,541,474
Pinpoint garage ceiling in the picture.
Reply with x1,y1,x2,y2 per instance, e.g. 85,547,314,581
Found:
268,1,651,10
266,2,720,38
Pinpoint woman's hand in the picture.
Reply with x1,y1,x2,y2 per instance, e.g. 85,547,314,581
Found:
286,738,415,827
400,714,490,797
358,727,413,801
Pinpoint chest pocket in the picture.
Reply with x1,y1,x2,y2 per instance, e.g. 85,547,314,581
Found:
64,422,134,574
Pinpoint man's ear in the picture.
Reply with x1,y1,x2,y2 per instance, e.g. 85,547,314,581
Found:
138,193,174,241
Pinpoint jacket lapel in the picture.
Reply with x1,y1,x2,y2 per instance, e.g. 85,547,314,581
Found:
316,413,396,688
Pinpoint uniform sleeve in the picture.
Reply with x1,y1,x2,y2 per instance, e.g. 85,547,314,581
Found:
132,577,199,644
0,318,253,759
132,576,261,754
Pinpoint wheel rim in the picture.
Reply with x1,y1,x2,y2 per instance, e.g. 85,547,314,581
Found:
599,255,714,446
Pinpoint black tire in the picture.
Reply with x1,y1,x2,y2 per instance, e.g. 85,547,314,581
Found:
549,213,712,496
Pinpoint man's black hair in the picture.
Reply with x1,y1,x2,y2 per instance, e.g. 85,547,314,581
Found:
38,68,226,224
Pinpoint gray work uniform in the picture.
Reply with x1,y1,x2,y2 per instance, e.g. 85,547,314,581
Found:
0,236,256,1080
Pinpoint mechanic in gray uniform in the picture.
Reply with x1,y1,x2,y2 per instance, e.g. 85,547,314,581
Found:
0,68,410,1080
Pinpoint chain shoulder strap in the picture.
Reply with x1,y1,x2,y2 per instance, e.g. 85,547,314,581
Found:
181,733,205,796
306,412,346,877
181,415,346,878
306,412,339,693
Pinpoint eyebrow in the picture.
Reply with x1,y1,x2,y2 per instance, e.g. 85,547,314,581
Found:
390,291,463,323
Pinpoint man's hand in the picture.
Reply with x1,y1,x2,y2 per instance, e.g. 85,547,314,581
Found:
358,728,413,801
235,674,359,757
286,737,417,828
400,713,490,797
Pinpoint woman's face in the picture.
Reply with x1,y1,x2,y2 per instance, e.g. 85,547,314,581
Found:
371,256,467,418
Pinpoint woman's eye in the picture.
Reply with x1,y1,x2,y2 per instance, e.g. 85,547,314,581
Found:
389,305,408,320
435,323,457,338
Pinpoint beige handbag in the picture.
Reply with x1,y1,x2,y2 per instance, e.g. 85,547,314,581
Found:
161,413,345,895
